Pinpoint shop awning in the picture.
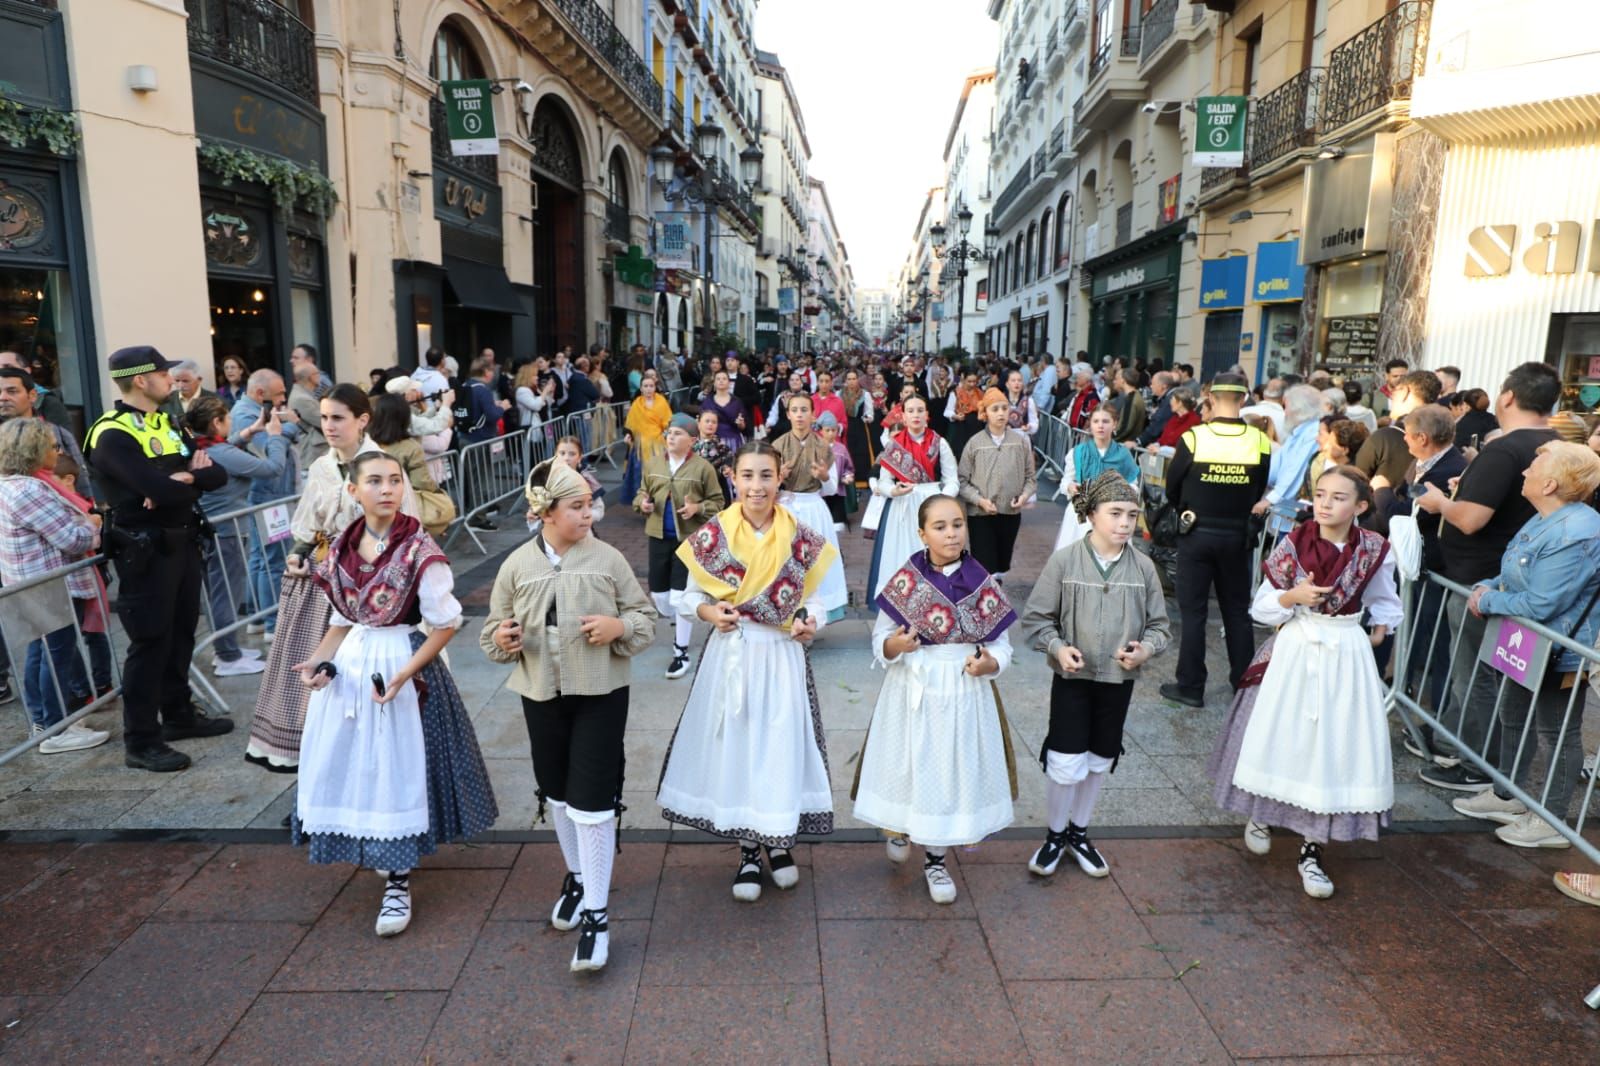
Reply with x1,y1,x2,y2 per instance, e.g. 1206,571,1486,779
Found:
442,257,527,315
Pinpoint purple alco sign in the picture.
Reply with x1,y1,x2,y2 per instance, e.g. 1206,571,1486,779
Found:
1478,617,1551,692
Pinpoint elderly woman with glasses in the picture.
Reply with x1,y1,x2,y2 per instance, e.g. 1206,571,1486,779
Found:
0,418,108,753
1454,441,1600,850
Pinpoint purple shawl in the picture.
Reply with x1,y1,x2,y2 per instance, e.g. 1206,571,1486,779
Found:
875,550,1017,644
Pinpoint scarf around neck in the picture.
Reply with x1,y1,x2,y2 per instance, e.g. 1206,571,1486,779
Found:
882,428,941,483
876,549,1016,644
316,513,448,626
678,502,838,628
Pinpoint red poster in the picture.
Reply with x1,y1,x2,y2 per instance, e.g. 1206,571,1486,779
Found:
1158,175,1181,225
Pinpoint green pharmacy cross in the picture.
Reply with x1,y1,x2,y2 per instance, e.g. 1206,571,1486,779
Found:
614,245,656,288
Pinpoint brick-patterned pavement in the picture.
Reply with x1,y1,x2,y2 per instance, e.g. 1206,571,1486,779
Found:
1,834,1598,1064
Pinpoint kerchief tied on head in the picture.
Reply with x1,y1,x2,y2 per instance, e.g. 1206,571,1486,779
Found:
1072,470,1140,522
525,459,591,515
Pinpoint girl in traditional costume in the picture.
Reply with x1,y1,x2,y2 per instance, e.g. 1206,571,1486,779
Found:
840,368,878,489
700,370,747,454
1207,465,1401,899
853,494,1016,904
246,384,418,773
482,458,656,972
657,441,840,902
292,451,496,937
1054,406,1140,551
865,395,959,601
770,394,849,621
622,372,672,503
1021,473,1170,879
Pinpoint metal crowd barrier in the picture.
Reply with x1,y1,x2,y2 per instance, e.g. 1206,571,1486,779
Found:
1387,571,1600,1008
0,554,123,767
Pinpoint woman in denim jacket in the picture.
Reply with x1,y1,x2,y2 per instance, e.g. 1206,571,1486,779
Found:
1456,441,1600,849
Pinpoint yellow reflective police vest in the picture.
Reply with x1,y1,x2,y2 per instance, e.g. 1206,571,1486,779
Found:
86,408,190,460
1179,421,1271,487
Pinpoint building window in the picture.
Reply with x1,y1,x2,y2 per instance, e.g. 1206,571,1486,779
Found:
431,19,485,82
1055,193,1071,268
1039,210,1052,276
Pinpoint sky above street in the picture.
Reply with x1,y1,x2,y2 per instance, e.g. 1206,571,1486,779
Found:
756,0,999,291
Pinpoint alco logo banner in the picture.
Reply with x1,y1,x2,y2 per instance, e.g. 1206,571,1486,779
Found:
1194,97,1247,167
440,80,498,156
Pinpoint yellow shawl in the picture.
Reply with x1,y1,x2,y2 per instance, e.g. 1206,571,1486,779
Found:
677,502,839,627
625,394,673,462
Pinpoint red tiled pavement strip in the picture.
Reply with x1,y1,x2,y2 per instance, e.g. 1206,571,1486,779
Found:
2,837,1598,1063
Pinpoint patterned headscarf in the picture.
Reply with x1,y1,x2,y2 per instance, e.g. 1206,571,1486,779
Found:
525,458,591,515
1072,470,1140,522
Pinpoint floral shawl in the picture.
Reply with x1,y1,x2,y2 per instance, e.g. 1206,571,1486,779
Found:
314,513,449,627
876,550,1016,644
678,503,838,629
1238,520,1390,689
879,428,941,484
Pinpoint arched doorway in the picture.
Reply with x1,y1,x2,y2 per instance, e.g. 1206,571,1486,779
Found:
531,97,586,356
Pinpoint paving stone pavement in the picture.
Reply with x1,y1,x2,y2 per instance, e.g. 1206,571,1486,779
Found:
1,835,1598,1064
0,462,1477,833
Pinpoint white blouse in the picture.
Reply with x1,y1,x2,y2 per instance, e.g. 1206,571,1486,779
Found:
289,434,420,546
1249,546,1403,630
329,562,463,631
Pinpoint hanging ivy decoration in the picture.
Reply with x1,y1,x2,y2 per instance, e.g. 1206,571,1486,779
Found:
0,84,80,157
197,141,338,218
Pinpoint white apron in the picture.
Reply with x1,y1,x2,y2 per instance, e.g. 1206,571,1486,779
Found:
782,490,848,615
1232,611,1394,814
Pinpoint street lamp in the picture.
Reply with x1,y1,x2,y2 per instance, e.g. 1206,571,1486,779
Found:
930,206,993,358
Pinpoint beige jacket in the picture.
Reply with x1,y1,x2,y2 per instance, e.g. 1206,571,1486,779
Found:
478,536,657,700
958,428,1038,515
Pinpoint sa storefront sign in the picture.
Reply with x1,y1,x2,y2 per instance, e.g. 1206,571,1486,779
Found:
1465,220,1600,278
1478,617,1552,692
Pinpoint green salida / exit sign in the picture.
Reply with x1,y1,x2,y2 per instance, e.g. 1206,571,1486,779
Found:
441,80,498,157
1194,96,1247,168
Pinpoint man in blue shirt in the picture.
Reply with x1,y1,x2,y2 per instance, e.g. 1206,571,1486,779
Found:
229,369,302,634
460,355,508,530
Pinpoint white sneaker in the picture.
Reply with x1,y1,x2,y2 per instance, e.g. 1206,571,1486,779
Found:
246,622,267,635
1494,811,1571,850
213,657,266,677
1451,790,1527,825
570,908,609,973
923,856,957,904
1244,819,1272,856
732,846,763,902
885,834,911,864
1063,826,1110,878
375,874,412,936
37,721,111,754
238,648,264,660
1297,842,1334,899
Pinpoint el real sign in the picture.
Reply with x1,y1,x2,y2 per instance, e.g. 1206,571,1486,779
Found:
441,80,497,156
1194,97,1247,168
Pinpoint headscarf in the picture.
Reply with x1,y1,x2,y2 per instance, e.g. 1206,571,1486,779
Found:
981,387,1007,410
525,459,591,515
668,412,698,434
1071,471,1140,522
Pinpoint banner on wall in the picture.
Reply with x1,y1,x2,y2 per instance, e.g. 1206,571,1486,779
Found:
656,215,693,269
778,287,798,315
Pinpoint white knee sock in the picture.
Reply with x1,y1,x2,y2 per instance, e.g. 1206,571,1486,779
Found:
549,800,581,875
569,809,615,914
1071,771,1107,828
652,592,673,621
674,614,693,648
1046,780,1076,833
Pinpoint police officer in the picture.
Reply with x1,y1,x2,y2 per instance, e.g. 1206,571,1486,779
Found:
1158,372,1272,708
86,346,232,772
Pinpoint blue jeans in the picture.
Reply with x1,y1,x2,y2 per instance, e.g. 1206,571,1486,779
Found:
203,535,249,661
24,625,80,729
247,522,286,633
67,598,112,700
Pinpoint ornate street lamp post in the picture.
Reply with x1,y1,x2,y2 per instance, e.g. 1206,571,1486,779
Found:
929,206,997,358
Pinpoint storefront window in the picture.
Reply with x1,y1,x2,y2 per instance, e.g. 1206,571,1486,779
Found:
1548,314,1600,414
1259,303,1301,383
1316,255,1384,381
0,266,83,421
210,279,275,374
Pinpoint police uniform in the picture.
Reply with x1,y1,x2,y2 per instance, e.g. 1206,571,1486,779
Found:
85,346,231,770
1161,407,1271,702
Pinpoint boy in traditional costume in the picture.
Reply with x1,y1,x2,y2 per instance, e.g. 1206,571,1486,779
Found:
959,388,1037,581
1021,472,1170,879
482,458,656,971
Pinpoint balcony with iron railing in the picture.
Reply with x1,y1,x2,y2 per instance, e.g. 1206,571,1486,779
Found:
429,95,498,183
547,0,664,113
1320,0,1431,131
1249,67,1323,172
185,0,318,107
1120,27,1141,57
1139,0,1179,65
604,200,630,242
991,161,1033,222
1063,0,1089,44
1088,35,1111,79
1050,120,1066,158
665,93,687,144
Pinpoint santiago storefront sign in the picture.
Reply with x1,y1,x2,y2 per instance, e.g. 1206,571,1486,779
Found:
440,80,497,156
1194,97,1248,167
